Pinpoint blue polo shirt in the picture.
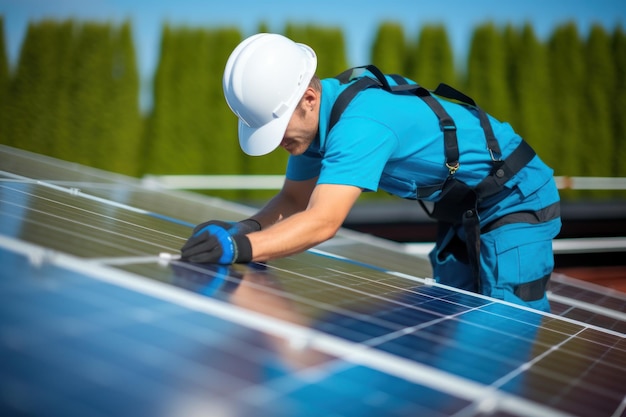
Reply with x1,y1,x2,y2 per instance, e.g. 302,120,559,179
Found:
286,73,559,226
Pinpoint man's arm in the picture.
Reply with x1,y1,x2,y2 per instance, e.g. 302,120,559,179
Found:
247,182,362,261
179,178,361,264
249,177,318,228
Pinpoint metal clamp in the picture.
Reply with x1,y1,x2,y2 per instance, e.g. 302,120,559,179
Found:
446,161,460,175
488,148,502,162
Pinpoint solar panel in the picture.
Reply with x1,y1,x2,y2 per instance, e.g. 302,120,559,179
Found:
1,145,625,417
548,273,626,334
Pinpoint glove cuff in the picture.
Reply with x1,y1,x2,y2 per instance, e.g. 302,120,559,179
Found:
237,218,262,233
232,234,253,263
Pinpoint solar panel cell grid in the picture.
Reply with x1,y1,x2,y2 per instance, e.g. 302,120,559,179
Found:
550,274,626,313
549,300,626,334
1,145,625,417
3,249,484,417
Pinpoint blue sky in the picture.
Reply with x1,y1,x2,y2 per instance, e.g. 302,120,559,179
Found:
1,0,624,108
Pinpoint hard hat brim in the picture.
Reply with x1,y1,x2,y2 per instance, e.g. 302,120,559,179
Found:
238,114,289,156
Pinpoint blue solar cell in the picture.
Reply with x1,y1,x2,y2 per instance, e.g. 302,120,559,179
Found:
314,311,395,342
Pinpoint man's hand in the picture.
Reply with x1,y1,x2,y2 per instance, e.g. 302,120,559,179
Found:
180,219,260,264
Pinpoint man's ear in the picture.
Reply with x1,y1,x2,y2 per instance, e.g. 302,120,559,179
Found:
302,87,318,111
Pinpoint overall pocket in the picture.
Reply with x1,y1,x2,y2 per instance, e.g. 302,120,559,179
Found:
480,218,560,309
429,228,475,292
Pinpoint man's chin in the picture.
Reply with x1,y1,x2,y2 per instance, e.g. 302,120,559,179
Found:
284,146,307,156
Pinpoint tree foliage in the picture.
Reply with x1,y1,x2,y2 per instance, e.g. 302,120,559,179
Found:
0,17,8,143
465,23,511,121
4,20,141,175
583,25,614,178
409,24,457,89
371,22,407,74
143,26,243,199
504,24,554,166
612,26,626,178
547,23,586,178
285,24,348,78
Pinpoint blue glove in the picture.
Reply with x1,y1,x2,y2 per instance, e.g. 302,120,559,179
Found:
191,219,261,236
180,219,261,264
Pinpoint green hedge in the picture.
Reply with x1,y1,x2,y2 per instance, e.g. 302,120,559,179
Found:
1,19,624,201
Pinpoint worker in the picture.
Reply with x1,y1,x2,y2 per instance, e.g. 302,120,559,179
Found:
180,33,561,312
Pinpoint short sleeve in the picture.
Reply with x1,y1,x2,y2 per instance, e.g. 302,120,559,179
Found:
318,116,398,192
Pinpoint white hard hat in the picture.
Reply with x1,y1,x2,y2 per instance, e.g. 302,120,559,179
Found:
223,33,317,156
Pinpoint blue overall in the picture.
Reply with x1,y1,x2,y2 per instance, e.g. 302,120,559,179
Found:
286,68,561,312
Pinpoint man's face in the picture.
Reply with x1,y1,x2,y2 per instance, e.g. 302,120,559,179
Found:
279,89,319,156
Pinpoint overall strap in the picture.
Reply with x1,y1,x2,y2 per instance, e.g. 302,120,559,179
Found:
328,77,380,135
432,83,502,160
328,65,393,135
390,75,460,175
334,65,393,90
474,139,536,201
